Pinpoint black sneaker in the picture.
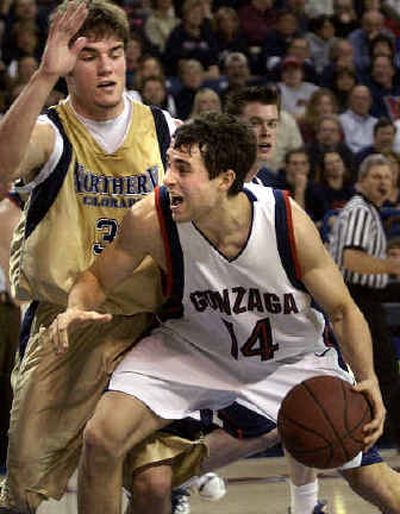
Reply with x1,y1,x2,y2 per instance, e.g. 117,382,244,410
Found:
171,488,191,514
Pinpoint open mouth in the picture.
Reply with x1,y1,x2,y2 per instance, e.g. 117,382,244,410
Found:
170,194,184,209
259,143,271,153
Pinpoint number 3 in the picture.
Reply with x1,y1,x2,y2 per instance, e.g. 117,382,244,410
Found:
93,218,119,255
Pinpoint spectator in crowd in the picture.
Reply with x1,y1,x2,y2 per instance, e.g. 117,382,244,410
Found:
305,14,337,76
298,87,338,144
139,75,177,116
320,38,359,87
13,55,38,86
354,116,397,169
368,32,400,74
278,56,319,119
329,153,400,444
306,114,354,178
331,66,358,112
134,54,166,90
339,85,378,153
1,0,45,67
261,9,300,72
125,34,145,90
383,151,400,208
331,0,358,38
279,147,314,211
163,0,219,79
237,0,278,48
189,87,222,118
285,0,309,33
213,7,250,68
174,58,205,119
348,9,394,72
269,36,318,83
267,109,304,172
218,51,256,106
304,0,334,17
365,54,400,119
144,0,179,54
309,149,356,223
4,20,39,81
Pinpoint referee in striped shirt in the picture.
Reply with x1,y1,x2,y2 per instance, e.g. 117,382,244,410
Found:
330,153,400,444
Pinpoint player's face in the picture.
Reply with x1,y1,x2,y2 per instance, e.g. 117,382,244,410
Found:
240,102,279,163
68,35,126,120
164,145,227,223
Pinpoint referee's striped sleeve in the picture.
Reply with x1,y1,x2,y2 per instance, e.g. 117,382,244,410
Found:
343,206,372,250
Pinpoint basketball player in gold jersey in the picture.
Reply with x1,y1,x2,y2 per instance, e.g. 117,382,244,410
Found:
0,1,206,512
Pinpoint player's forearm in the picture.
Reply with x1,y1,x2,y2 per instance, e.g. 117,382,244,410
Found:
330,302,377,383
67,269,107,312
0,68,58,181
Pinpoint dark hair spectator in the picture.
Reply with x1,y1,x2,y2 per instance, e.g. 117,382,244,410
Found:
213,7,250,68
163,0,219,79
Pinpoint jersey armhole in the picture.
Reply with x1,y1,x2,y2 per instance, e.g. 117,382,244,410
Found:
14,117,64,194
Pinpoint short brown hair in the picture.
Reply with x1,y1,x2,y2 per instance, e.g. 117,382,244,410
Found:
52,0,129,48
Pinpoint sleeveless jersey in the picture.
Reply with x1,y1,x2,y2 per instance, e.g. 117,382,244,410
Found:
155,183,331,381
10,99,170,314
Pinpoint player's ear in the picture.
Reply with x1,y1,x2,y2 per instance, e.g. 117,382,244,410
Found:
220,169,236,191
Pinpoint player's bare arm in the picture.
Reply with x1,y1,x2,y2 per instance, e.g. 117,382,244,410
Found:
0,1,88,183
290,199,385,445
47,193,164,353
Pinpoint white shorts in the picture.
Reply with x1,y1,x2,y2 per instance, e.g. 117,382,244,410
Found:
109,331,352,423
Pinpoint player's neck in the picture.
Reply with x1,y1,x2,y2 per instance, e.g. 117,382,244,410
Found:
69,96,125,122
196,193,251,258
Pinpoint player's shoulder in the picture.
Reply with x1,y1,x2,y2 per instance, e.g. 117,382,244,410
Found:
129,192,158,229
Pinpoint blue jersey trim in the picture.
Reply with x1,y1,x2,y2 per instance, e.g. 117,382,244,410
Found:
157,185,185,320
150,106,171,171
25,108,73,239
19,300,39,359
273,189,305,291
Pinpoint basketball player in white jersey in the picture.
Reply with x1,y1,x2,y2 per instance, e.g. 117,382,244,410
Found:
0,2,207,513
47,113,387,514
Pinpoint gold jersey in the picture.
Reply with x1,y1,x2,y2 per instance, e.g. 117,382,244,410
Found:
10,98,170,314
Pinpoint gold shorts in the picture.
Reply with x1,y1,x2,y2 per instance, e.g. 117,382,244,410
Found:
1,302,205,511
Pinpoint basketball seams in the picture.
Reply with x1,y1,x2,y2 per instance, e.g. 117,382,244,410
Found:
303,380,351,461
278,376,369,469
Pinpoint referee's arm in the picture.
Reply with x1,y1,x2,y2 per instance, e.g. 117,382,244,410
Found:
343,248,400,275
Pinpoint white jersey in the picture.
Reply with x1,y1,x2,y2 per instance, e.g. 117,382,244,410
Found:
111,183,352,424
156,184,330,380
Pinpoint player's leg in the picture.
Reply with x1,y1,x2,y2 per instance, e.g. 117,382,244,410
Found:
126,464,173,514
78,391,170,514
2,303,153,512
285,452,325,514
176,402,278,475
340,449,400,513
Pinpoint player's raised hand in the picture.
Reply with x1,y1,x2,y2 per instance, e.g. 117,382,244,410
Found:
40,0,89,79
354,378,386,448
46,307,112,354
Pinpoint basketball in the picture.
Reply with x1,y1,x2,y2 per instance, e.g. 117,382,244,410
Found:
277,375,373,469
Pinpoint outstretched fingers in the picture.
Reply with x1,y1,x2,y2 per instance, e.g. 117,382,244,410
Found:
45,309,113,354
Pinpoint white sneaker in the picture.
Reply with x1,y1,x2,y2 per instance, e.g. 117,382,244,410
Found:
191,472,227,501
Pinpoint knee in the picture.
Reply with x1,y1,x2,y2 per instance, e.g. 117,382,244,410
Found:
132,467,173,502
82,419,125,464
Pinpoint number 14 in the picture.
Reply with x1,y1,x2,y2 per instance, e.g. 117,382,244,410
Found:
222,318,279,361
